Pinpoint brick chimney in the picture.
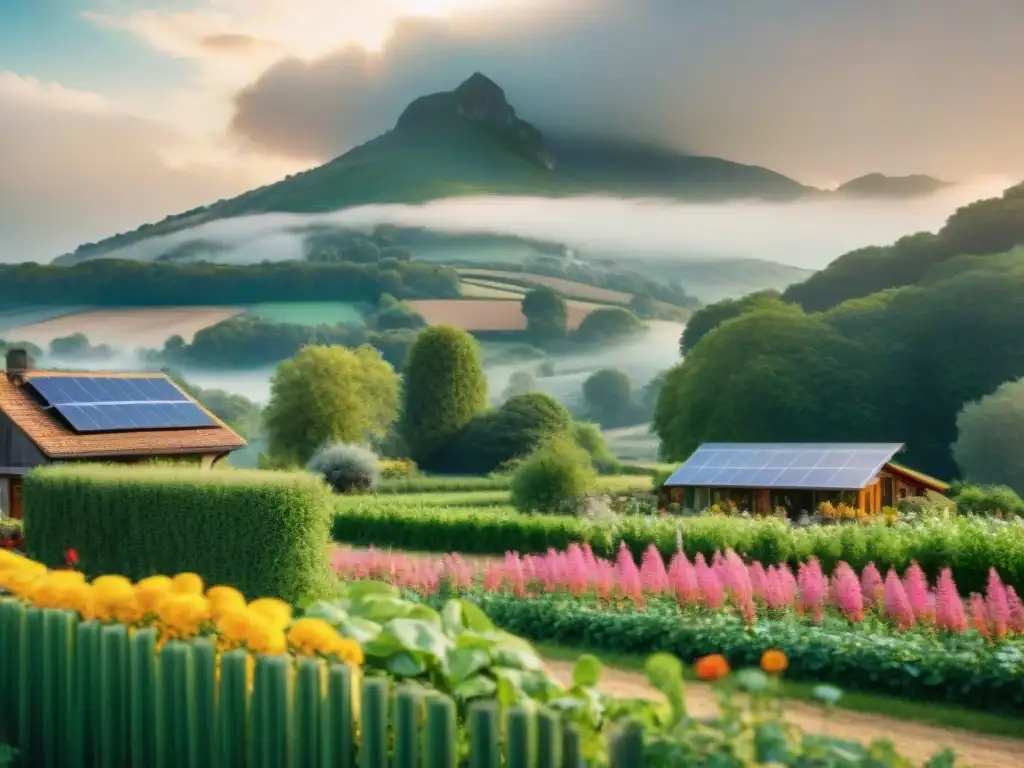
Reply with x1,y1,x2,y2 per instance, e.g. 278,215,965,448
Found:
4,348,30,383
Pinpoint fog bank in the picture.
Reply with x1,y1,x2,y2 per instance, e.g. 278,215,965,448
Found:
86,178,1013,271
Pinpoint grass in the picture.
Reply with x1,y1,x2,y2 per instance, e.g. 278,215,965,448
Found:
336,490,511,511
535,643,1024,740
374,474,653,495
336,475,655,515
245,302,366,326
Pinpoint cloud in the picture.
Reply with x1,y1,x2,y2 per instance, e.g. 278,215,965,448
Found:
228,0,1024,182
0,72,274,263
87,178,1013,271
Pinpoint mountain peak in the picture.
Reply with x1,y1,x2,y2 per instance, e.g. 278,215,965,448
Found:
396,72,516,131
393,73,552,168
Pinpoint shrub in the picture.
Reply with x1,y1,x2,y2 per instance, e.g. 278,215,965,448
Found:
950,483,1024,517
447,392,574,474
380,458,417,479
307,442,381,493
23,464,334,603
510,436,596,513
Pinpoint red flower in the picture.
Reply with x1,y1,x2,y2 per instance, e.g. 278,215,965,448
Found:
64,548,80,567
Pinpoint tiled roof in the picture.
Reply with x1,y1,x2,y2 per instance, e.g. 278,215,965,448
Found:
0,370,246,459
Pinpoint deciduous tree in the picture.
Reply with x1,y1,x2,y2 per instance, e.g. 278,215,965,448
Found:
400,325,487,470
263,345,399,465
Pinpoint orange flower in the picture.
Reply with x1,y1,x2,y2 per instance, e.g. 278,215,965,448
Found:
694,654,730,681
760,649,788,674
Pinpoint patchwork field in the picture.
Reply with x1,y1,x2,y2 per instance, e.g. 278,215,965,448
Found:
2,306,244,349
244,301,366,325
456,269,634,304
407,298,601,331
458,279,526,299
0,306,94,334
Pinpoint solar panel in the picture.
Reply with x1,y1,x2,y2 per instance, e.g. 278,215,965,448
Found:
26,375,217,434
664,443,903,490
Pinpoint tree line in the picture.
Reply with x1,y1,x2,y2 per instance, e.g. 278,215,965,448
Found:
261,326,615,476
0,259,460,306
656,180,1024,483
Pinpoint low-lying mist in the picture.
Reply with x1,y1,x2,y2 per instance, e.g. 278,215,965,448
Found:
33,320,686,409
88,177,1013,270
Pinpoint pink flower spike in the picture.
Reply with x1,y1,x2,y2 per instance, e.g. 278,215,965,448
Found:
860,563,884,608
985,568,1011,640
934,568,967,632
882,569,915,631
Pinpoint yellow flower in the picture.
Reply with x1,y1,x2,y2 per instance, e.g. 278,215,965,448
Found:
207,586,246,619
171,572,204,595
287,617,342,657
245,615,287,655
135,576,174,615
333,638,364,666
0,555,47,598
65,582,99,621
157,593,211,639
91,575,135,623
248,598,291,631
216,607,254,650
28,570,85,610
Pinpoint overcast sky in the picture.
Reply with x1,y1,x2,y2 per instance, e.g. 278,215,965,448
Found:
2,0,1023,262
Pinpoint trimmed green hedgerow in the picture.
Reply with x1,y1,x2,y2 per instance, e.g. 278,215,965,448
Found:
23,464,334,603
331,501,1024,594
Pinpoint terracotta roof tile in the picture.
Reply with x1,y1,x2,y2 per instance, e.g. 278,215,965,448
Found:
0,370,246,459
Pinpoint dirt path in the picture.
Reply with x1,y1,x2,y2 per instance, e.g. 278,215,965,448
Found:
543,660,1024,767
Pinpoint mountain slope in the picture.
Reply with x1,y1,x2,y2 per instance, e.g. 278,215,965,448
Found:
836,173,948,198
62,73,812,263
545,134,809,200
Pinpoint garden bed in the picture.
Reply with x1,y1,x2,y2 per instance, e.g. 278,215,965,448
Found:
331,500,1024,594
332,544,1024,712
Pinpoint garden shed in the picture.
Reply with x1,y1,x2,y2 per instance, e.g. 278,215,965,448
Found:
661,442,948,517
0,349,245,519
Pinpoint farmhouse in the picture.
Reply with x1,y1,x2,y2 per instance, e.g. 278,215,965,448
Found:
0,349,245,519
661,442,948,517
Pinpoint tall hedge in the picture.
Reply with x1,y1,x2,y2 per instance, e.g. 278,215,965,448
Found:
400,325,487,471
23,464,334,603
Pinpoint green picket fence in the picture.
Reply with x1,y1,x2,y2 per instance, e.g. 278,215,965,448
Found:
0,599,619,768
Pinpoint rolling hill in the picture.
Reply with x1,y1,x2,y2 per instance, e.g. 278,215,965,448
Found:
835,173,948,198
62,72,814,264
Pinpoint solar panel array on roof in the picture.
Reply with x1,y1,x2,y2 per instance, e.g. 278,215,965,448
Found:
664,443,903,490
26,375,217,434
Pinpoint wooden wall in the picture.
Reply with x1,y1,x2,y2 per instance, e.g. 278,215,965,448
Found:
0,411,46,473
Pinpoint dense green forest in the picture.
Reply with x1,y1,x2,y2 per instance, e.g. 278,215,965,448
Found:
148,316,419,372
0,259,460,306
781,183,1024,311
656,181,1024,480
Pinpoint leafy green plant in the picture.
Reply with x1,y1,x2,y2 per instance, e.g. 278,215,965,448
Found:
304,580,562,712
471,594,1024,713
617,653,962,767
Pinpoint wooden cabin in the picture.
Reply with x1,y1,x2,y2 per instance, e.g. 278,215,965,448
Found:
0,349,245,519
660,442,948,517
